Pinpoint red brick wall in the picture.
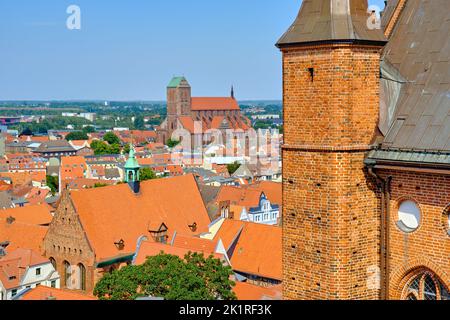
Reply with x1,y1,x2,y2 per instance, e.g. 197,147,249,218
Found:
377,169,450,299
282,44,383,300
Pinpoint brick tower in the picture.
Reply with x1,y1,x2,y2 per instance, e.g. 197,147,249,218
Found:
277,0,387,299
166,76,192,138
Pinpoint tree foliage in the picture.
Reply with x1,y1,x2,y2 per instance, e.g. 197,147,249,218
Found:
94,253,236,301
82,125,96,133
91,140,121,155
167,139,180,148
139,167,157,181
133,115,146,130
227,161,241,175
46,175,59,195
103,132,121,145
65,131,89,141
122,144,131,155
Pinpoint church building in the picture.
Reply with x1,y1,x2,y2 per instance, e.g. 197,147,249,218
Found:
278,0,449,300
157,77,251,145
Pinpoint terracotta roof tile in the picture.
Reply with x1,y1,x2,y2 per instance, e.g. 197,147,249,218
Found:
135,240,221,265
191,97,240,111
0,204,53,226
0,222,48,252
233,282,282,300
70,174,211,261
19,286,97,300
214,220,282,280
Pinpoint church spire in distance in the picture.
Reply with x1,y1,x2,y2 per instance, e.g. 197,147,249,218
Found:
231,85,235,100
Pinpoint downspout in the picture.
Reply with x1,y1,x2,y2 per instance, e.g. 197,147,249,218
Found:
365,159,392,300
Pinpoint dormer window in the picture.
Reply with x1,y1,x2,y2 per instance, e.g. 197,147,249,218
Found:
149,223,168,244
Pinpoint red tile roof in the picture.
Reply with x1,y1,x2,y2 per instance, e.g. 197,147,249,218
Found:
19,286,97,300
134,240,221,265
70,174,211,261
233,282,282,300
0,204,53,226
0,249,49,290
191,97,240,111
216,182,282,208
0,222,48,253
214,220,282,280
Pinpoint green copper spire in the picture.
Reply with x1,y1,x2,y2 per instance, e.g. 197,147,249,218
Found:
124,144,140,183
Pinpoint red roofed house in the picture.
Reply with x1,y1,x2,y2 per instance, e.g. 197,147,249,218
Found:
157,77,251,145
60,156,87,190
0,248,60,300
215,182,282,225
203,218,282,288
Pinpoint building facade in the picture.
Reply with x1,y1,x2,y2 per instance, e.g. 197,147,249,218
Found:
0,249,60,300
278,0,450,300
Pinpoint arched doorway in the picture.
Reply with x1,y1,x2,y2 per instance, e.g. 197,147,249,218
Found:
403,270,450,300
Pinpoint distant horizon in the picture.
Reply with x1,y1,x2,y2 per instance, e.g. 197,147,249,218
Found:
0,99,282,103
0,0,385,101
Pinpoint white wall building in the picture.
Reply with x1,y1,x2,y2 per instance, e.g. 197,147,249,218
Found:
0,248,60,300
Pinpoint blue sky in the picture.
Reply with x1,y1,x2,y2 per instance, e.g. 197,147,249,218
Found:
0,0,386,101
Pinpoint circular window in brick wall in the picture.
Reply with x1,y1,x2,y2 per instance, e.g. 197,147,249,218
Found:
397,200,421,233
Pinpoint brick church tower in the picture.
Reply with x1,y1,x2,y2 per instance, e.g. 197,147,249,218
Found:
166,76,192,138
277,0,387,299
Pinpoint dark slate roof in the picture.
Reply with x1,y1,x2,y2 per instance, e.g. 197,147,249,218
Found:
105,168,121,179
380,0,450,154
0,192,14,209
198,184,221,206
380,0,400,29
367,149,450,166
35,140,75,153
276,0,386,47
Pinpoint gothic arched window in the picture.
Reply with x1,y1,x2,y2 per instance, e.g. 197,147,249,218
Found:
63,261,71,288
404,271,450,300
49,257,57,271
78,263,86,291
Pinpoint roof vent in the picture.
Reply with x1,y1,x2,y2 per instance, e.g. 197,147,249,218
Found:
114,239,125,250
6,216,15,225
188,222,198,232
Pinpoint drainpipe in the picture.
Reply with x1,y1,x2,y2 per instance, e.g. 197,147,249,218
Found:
365,159,392,300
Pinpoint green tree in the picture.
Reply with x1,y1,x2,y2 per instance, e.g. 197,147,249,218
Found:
82,126,96,133
91,140,120,155
103,132,121,145
20,127,33,136
167,139,180,148
133,116,145,130
94,253,236,301
122,144,131,155
139,167,156,181
46,175,59,195
92,183,108,188
65,131,89,141
109,143,122,155
227,161,241,175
